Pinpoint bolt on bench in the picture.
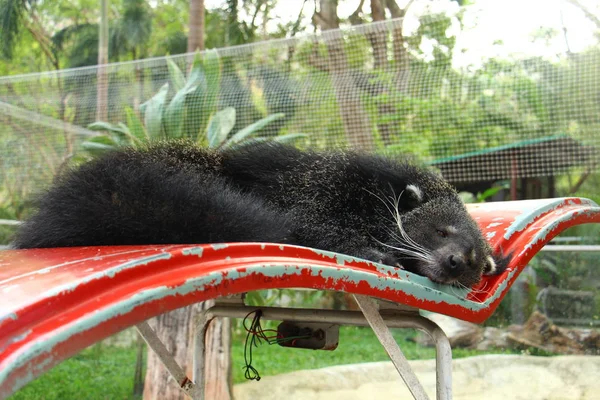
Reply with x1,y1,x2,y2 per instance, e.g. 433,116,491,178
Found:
1,197,599,400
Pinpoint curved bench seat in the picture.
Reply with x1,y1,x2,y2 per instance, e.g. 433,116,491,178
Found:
1,197,599,399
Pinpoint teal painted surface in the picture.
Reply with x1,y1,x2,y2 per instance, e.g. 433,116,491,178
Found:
502,199,563,240
181,247,204,257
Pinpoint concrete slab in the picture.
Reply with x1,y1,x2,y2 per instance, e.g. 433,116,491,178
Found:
234,355,600,400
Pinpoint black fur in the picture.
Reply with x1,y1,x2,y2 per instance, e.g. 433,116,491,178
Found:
13,141,507,287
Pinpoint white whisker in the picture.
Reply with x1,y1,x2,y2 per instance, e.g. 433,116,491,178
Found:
390,191,430,254
365,187,436,268
460,280,489,295
449,285,469,300
363,188,395,219
381,227,429,254
377,241,434,263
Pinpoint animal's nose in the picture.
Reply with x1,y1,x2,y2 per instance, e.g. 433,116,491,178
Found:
444,254,465,276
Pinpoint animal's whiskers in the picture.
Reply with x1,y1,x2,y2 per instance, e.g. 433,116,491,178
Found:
383,227,430,255
448,280,489,301
389,190,430,255
373,238,434,263
449,285,469,299
457,280,489,294
365,187,435,265
363,188,396,220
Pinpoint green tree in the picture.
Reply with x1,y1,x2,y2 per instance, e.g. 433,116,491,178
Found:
0,0,62,69
111,0,153,61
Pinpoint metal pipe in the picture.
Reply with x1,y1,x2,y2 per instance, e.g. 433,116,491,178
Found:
204,304,425,328
0,219,20,226
408,314,453,400
192,313,213,400
353,295,431,400
135,322,195,397
540,245,600,252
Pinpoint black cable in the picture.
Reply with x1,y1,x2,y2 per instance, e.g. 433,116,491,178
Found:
241,309,313,381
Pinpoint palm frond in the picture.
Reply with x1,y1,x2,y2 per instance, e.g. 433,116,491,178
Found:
0,0,26,59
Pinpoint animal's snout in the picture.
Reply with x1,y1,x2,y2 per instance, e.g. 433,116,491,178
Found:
444,254,465,276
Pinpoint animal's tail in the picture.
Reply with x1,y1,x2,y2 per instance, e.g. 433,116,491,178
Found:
13,147,293,249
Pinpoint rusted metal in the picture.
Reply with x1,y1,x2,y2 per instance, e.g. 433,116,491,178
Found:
1,197,599,399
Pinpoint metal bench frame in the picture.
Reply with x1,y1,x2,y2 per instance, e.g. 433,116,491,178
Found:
136,294,452,400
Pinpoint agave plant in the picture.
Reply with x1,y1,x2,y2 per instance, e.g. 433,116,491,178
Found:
83,50,304,157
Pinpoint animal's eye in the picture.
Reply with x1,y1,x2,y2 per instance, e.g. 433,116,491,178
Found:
437,229,448,238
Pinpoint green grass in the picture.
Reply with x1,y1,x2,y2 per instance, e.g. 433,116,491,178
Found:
9,327,517,399
8,344,143,400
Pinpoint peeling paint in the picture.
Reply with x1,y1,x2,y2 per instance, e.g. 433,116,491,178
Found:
480,265,520,306
310,248,367,268
181,247,204,257
0,330,32,354
0,248,156,286
39,253,173,301
334,254,360,266
520,209,594,253
0,312,18,326
502,200,560,240
503,198,596,240
210,244,229,250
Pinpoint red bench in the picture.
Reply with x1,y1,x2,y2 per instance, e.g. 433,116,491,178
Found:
1,197,599,400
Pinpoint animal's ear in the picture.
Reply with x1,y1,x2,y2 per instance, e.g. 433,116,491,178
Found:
402,184,424,208
483,256,497,275
483,252,512,276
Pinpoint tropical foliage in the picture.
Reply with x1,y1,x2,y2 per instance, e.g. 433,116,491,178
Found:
81,51,305,158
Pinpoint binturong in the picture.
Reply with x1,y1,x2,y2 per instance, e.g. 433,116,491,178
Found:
13,141,510,288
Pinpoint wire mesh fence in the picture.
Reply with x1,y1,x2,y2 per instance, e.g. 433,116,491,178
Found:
1,9,599,219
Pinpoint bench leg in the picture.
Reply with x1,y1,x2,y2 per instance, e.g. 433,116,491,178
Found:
135,321,197,398
353,295,452,400
424,316,453,400
192,311,213,400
